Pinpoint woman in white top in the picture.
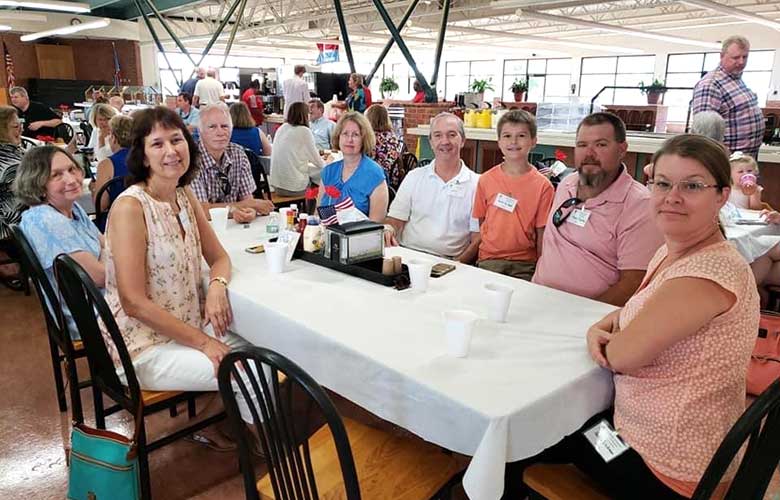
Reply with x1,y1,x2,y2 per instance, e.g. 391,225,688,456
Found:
270,102,325,197
87,103,118,162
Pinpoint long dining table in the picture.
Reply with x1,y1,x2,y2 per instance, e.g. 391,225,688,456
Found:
211,216,616,500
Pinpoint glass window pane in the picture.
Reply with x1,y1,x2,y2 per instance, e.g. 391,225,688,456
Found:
667,53,704,73
616,72,653,88
743,72,772,106
546,58,572,74
745,50,775,72
582,57,616,74
665,89,695,123
504,59,527,75
470,60,495,76
614,88,646,106
528,59,546,74
545,75,571,98
528,76,545,101
704,52,720,71
580,74,614,102
159,69,182,96
617,55,655,74
446,62,468,76
446,75,469,99
665,73,701,88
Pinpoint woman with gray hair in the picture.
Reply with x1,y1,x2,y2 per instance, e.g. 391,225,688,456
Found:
0,105,25,290
14,146,104,339
691,111,726,144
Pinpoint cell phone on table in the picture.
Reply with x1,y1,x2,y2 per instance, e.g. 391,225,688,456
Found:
431,263,456,278
245,237,279,254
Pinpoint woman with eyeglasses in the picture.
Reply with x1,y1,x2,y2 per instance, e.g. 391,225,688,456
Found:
318,112,389,222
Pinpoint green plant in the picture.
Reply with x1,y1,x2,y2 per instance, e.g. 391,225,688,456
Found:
379,76,399,96
639,77,666,94
509,77,528,94
469,78,494,93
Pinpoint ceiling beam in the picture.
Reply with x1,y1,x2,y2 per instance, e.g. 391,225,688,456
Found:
678,0,780,30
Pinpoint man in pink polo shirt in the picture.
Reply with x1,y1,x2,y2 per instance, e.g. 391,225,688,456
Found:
532,113,662,306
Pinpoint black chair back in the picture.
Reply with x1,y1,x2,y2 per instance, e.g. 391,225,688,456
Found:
20,137,37,151
693,378,780,499
94,176,126,232
55,122,74,144
80,122,93,145
53,254,140,417
218,347,361,500
244,147,272,200
417,157,432,169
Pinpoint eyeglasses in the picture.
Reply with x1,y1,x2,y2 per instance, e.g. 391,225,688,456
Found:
647,180,719,195
217,170,231,196
552,197,583,227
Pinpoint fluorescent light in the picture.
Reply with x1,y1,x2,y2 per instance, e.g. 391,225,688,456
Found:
20,18,110,41
0,0,90,13
0,25,12,31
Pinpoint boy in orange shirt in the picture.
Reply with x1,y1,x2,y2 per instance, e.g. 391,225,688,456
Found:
472,110,554,280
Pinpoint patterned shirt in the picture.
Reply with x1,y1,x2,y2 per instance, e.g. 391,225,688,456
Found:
0,143,24,240
191,140,256,204
691,65,765,159
372,130,402,190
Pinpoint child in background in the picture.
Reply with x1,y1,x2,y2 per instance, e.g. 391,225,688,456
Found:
729,151,763,210
472,110,554,281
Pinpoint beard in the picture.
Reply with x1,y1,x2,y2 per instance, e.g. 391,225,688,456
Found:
578,164,609,188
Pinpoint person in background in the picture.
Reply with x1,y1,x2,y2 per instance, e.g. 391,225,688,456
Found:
270,102,325,197
692,35,764,160
9,86,62,140
0,106,25,290
473,110,554,281
364,104,402,190
181,67,205,99
345,73,368,113
691,111,726,143
229,102,272,156
176,92,200,134
319,112,388,222
193,68,225,108
533,112,663,306
191,103,273,223
308,98,334,150
92,114,133,216
87,103,118,163
384,112,480,262
412,80,426,103
241,80,265,126
14,146,105,340
727,152,763,210
282,65,309,118
109,95,125,113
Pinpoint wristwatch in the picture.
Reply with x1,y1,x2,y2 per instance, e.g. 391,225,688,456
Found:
209,276,229,288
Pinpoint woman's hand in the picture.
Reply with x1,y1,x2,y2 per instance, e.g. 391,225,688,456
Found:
760,209,780,225
587,325,613,369
204,281,233,337
200,336,231,375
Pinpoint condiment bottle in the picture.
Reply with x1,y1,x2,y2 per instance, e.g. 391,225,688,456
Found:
298,213,309,233
303,217,322,252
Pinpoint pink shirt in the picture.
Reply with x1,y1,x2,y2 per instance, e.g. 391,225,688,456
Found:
532,168,663,299
615,241,759,493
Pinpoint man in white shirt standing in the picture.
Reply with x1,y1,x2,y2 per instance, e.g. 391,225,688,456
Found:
193,68,225,108
384,112,480,263
308,98,334,150
283,65,310,119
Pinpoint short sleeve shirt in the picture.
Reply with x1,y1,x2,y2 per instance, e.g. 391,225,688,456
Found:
320,155,386,216
194,77,224,106
532,168,663,299
178,106,200,130
310,117,335,150
191,141,256,204
17,101,59,139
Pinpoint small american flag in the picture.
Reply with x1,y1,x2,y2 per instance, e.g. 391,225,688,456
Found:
2,41,15,88
317,196,355,226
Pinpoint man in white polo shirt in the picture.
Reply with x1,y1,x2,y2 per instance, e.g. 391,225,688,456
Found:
384,112,480,263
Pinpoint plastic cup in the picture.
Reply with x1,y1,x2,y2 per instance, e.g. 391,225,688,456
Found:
740,173,758,196
407,259,433,292
484,283,514,322
209,207,229,229
443,310,479,358
264,241,288,273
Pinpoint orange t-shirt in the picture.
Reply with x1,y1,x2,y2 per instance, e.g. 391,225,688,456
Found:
472,164,554,262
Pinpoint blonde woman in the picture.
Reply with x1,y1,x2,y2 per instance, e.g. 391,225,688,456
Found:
87,103,118,162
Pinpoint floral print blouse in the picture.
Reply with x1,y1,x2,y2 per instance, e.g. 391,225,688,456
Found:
372,130,402,190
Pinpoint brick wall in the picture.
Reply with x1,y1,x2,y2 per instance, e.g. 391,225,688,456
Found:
385,101,455,153
0,33,142,89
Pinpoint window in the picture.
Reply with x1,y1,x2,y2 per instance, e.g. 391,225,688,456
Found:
444,60,496,102
502,58,572,102
579,55,655,106
665,49,775,123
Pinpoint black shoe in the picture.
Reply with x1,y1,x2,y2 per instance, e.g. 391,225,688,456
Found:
1,277,26,292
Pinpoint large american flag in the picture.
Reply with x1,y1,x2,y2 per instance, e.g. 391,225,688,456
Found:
317,197,355,226
2,41,14,88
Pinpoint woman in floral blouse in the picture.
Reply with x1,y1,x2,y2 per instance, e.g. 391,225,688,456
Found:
365,104,402,190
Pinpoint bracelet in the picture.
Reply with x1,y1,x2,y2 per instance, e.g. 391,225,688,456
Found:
209,276,229,289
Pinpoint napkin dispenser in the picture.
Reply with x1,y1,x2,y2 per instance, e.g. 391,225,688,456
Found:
323,221,384,265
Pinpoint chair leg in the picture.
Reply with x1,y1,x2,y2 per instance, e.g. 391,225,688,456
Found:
65,358,84,424
187,397,196,419
48,337,67,413
169,406,178,418
138,421,152,500
93,386,106,429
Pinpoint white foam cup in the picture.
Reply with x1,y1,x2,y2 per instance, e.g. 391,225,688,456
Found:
209,207,229,229
406,259,433,292
443,310,479,357
484,283,514,322
264,241,288,273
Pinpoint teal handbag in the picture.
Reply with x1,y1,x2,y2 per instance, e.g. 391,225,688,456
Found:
67,405,143,500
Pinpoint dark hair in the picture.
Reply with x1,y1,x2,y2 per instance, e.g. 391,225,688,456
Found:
286,102,309,127
651,134,731,191
177,92,192,105
413,80,422,92
497,109,537,138
308,98,324,111
126,106,199,187
294,65,306,75
249,79,260,89
577,112,626,143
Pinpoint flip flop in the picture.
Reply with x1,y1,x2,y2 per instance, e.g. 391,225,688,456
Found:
185,432,237,452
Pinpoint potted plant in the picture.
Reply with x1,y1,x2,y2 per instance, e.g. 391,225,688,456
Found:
639,78,667,105
509,78,529,102
469,78,494,102
379,76,399,99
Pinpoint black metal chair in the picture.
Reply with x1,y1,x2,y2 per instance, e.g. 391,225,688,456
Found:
243,147,272,200
418,157,432,168
0,231,30,294
20,137,37,151
54,122,75,144
9,225,89,421
54,254,223,500
94,175,126,232
218,346,462,500
80,122,93,145
524,378,780,500
534,157,573,189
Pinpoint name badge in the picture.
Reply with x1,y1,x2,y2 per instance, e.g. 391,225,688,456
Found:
178,208,191,230
583,419,630,463
448,183,466,198
568,208,591,227
493,193,517,213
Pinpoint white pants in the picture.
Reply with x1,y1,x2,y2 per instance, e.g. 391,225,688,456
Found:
122,331,261,423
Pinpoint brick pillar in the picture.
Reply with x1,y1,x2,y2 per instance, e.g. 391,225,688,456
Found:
386,101,455,154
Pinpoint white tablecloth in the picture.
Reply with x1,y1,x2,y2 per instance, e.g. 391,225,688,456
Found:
212,217,616,500
724,209,780,263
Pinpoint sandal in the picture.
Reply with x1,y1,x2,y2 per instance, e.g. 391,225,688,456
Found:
185,432,237,452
